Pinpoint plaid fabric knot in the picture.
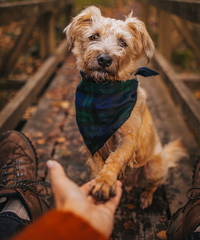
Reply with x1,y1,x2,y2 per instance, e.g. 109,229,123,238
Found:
75,67,159,155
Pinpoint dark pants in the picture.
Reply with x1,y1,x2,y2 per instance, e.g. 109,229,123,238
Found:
0,212,30,240
187,232,200,240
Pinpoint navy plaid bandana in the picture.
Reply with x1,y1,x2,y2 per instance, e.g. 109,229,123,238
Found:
75,67,159,156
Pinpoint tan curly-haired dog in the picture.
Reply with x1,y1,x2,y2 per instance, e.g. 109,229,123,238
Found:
64,6,187,209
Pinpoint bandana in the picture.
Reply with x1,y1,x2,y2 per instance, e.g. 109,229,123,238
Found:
75,67,159,155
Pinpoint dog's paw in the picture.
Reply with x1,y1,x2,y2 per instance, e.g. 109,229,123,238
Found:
90,174,116,201
139,191,153,209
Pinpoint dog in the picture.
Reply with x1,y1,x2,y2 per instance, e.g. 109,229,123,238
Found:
64,6,188,209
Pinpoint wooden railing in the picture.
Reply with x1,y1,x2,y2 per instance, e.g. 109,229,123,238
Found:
140,0,200,141
0,0,74,132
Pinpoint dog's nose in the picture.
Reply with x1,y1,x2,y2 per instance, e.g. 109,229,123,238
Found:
97,55,113,67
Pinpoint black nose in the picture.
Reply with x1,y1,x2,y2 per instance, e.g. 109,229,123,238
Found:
97,55,113,67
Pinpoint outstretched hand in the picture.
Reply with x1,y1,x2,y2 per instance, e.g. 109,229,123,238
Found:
47,160,122,238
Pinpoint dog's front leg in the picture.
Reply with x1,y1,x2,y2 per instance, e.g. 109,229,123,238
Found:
91,134,135,201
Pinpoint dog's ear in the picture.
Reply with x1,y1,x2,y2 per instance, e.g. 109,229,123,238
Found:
125,13,154,63
64,6,101,49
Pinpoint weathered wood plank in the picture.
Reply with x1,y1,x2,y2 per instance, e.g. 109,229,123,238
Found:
0,0,74,26
140,0,200,24
39,12,55,59
172,15,200,64
152,51,200,142
0,40,69,132
1,17,37,76
158,10,172,61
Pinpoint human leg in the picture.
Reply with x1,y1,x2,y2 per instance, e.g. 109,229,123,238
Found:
0,130,50,240
167,157,200,240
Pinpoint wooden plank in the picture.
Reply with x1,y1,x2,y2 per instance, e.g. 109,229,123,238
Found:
0,40,69,133
172,15,200,64
0,0,74,26
39,12,55,59
1,17,37,76
158,10,172,61
152,50,200,141
140,0,200,24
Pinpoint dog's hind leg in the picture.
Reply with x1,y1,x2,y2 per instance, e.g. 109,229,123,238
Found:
139,153,167,209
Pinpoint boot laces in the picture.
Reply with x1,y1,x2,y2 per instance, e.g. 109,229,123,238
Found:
186,187,200,200
0,158,50,198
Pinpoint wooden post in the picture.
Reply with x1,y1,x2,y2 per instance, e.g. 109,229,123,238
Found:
141,3,148,29
158,10,172,61
65,4,73,25
39,12,55,59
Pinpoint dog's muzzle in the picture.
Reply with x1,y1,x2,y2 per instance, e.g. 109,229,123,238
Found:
97,54,113,68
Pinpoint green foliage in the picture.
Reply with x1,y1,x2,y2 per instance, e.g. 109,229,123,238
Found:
172,48,192,69
75,0,117,8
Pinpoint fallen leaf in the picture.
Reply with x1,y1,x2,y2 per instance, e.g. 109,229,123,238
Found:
57,137,66,143
156,230,167,240
60,149,72,157
34,131,44,138
127,203,137,209
46,118,53,124
37,139,45,145
195,90,200,99
123,221,138,230
52,101,70,109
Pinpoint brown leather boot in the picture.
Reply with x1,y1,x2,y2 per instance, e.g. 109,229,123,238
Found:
0,130,50,221
166,157,200,240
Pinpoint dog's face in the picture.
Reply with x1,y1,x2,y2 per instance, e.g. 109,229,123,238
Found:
64,6,154,81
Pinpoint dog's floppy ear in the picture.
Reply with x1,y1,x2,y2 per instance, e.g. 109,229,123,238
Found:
64,6,101,49
125,13,154,63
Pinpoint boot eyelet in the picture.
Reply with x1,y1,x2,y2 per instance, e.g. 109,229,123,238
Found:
2,165,7,169
22,189,26,192
16,166,23,170
2,172,7,176
17,173,24,177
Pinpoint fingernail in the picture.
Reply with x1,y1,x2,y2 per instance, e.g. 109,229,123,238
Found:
47,160,54,169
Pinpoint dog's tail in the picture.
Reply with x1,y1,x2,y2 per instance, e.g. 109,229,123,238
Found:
163,139,188,168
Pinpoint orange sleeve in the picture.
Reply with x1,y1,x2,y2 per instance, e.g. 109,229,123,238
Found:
13,210,107,240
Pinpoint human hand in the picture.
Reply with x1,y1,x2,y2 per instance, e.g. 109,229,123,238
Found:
47,160,122,238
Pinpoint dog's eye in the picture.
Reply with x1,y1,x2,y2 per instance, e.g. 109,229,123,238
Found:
89,34,99,41
119,39,127,48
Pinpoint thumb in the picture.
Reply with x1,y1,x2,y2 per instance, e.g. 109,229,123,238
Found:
46,160,70,200
47,160,67,183
46,160,82,208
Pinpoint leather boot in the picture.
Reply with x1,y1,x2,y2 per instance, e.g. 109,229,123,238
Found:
166,157,200,240
0,130,50,221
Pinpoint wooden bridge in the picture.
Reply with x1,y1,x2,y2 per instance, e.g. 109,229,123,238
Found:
0,0,200,239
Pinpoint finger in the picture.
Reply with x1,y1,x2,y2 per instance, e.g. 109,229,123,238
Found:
103,183,122,214
116,180,122,188
47,160,77,195
80,179,95,195
47,160,67,180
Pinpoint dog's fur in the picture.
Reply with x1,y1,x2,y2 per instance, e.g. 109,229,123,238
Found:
64,6,188,209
